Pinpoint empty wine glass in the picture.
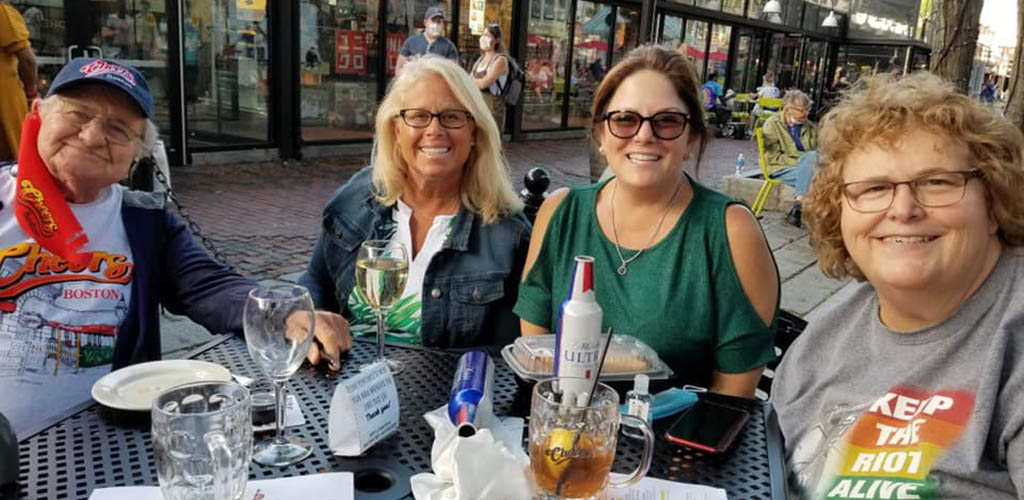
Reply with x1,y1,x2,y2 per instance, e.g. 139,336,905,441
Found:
243,284,315,466
355,240,409,374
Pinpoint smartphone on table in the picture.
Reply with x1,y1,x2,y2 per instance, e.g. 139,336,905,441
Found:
664,397,750,453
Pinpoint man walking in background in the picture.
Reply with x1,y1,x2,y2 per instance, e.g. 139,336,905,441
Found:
396,6,458,73
0,1,37,161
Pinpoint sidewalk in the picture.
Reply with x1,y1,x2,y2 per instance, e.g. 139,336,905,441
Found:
160,137,851,355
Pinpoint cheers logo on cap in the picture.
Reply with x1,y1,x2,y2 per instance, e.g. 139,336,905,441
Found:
79,60,137,87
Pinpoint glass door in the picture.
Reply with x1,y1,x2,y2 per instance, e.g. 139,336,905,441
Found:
567,1,639,128
730,30,767,93
766,33,800,90
183,0,271,149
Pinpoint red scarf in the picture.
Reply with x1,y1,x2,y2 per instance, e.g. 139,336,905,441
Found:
13,109,91,266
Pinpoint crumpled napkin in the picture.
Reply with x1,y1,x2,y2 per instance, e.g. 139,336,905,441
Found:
410,405,533,500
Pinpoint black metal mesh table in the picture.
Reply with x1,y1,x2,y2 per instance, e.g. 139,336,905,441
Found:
14,336,787,499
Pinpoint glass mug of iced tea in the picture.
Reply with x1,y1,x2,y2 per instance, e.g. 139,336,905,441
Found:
529,377,654,499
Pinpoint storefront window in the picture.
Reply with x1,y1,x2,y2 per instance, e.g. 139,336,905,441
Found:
299,1,379,142
658,14,684,48
182,0,269,148
730,30,764,93
695,0,723,11
784,0,803,26
723,0,745,16
682,20,708,80
835,45,908,84
747,0,764,20
523,0,570,130
800,39,826,100
707,24,731,83
767,33,800,89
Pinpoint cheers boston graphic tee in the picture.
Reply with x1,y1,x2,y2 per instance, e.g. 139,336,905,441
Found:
0,168,134,435
772,252,1024,500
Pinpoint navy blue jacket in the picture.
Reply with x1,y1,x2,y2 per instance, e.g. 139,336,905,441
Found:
299,167,531,348
113,189,255,368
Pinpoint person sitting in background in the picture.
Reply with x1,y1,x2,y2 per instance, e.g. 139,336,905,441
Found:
0,58,348,436
748,72,780,132
701,72,731,134
771,72,1024,499
471,23,509,133
761,89,818,227
301,55,530,349
515,45,778,398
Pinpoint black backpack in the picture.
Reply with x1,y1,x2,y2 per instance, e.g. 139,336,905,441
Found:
499,55,525,107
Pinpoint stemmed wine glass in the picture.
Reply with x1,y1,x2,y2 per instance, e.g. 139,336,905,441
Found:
243,284,316,466
355,240,409,374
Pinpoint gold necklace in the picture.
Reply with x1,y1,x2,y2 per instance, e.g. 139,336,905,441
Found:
609,178,683,276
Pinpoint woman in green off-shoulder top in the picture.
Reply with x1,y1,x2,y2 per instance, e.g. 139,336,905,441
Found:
513,46,780,397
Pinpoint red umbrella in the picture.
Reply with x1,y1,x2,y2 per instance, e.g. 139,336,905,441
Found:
528,34,551,46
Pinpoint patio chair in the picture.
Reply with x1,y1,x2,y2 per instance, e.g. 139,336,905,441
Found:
750,96,783,141
751,127,779,218
756,309,807,400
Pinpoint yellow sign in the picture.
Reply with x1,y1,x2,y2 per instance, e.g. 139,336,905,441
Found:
237,0,266,22
237,0,266,9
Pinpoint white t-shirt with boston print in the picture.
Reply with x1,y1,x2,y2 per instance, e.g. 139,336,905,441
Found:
348,199,454,344
0,168,134,436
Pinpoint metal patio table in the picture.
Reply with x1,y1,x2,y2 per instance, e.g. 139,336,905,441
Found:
13,335,788,499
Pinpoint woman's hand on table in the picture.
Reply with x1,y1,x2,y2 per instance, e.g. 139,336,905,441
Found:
287,310,352,371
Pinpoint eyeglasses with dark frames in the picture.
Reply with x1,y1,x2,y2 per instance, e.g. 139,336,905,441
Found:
601,110,690,140
842,170,985,213
399,109,474,129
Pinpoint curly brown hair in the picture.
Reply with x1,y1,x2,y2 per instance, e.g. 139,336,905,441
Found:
589,45,708,175
806,72,1024,280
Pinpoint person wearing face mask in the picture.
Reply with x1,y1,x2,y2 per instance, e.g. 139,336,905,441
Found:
396,6,458,73
760,89,819,227
471,23,510,133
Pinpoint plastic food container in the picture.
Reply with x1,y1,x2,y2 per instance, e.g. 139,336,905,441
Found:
501,334,674,382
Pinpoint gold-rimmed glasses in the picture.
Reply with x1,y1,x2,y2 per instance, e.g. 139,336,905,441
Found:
842,170,984,213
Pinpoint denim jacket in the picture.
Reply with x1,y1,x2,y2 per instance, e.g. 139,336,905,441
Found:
299,167,531,348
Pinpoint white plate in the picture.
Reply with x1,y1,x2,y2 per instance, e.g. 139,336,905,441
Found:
91,360,232,411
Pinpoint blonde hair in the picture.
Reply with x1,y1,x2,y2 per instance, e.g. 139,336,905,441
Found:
806,72,1024,280
372,55,523,224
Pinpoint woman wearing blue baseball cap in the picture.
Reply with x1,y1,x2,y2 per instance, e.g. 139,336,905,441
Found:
0,57,349,436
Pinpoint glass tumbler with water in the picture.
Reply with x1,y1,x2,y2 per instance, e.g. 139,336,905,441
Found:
529,377,655,499
355,239,409,374
243,284,316,466
152,381,252,500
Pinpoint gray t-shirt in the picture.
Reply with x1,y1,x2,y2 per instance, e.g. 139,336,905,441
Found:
399,33,458,61
772,251,1024,500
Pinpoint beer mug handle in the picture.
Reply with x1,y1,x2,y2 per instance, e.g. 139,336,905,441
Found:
205,431,235,500
608,414,654,489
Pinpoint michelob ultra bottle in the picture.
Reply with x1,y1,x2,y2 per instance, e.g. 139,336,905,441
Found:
555,255,603,402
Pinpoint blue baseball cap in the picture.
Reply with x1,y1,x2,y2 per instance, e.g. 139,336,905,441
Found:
46,57,154,119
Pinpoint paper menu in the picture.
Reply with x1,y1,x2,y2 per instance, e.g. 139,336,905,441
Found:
601,476,728,500
88,472,355,500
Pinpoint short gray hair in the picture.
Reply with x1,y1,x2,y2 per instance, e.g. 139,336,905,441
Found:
782,89,812,108
37,94,158,161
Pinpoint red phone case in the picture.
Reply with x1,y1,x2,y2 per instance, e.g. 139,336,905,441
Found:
663,401,750,453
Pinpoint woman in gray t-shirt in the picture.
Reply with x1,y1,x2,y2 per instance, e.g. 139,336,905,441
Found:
771,72,1024,499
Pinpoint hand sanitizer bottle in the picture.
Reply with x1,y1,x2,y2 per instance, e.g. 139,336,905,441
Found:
735,153,745,176
623,374,653,439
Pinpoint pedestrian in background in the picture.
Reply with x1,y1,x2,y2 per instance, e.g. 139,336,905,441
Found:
471,23,510,133
0,0,37,161
396,5,458,73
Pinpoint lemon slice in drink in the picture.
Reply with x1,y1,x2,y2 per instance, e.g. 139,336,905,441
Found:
542,428,581,478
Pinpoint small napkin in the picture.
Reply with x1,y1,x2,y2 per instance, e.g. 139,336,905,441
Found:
253,394,305,433
410,405,532,500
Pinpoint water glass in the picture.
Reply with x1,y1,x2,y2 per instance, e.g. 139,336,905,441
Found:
529,377,654,499
153,381,252,500
244,284,316,466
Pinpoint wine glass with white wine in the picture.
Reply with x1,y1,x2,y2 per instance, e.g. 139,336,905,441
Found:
243,284,315,467
356,240,409,374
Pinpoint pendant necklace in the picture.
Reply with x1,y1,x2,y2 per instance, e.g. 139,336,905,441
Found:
609,178,683,276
